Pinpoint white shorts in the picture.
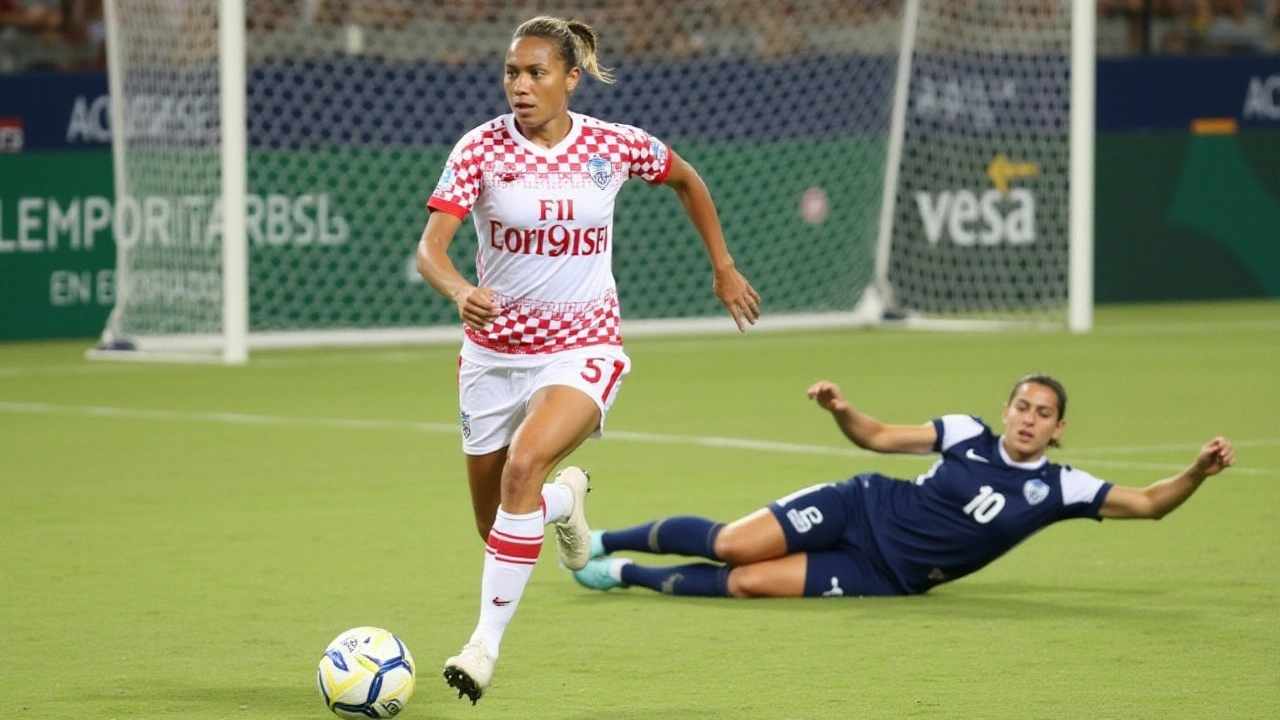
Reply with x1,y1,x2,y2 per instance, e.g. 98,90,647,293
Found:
457,345,632,455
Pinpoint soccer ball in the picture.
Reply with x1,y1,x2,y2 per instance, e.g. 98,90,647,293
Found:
317,627,416,718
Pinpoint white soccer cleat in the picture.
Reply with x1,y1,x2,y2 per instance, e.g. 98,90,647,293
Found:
552,466,592,571
443,640,495,705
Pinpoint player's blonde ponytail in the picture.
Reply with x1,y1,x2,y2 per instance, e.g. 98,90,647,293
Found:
565,20,615,85
513,16,616,86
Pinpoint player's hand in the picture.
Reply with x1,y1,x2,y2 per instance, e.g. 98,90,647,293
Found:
807,380,850,413
1194,436,1235,478
452,286,499,330
713,267,761,332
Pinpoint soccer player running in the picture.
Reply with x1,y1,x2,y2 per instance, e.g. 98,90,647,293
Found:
416,16,761,704
570,374,1235,599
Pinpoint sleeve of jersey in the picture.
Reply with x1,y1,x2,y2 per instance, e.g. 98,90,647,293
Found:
621,124,673,185
425,137,483,220
1060,467,1112,520
934,414,986,452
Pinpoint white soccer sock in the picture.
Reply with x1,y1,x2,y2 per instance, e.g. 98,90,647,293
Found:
470,507,543,657
540,482,573,524
609,558,633,583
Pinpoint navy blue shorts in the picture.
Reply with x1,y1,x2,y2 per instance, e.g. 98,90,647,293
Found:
766,482,906,597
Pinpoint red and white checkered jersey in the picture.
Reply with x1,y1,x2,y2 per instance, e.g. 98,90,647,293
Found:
428,112,672,364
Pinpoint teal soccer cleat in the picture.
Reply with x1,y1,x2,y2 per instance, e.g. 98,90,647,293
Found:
571,556,629,591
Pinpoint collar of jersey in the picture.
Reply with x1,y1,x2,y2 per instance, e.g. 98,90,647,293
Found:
994,435,1049,470
504,111,584,157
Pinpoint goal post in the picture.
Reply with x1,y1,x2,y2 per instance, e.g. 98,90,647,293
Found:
219,0,249,363
869,0,1095,332
95,0,250,362
92,0,1093,363
1070,0,1096,333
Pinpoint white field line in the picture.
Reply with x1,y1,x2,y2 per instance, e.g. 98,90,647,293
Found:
0,401,1272,477
3,316,1279,378
0,401,456,434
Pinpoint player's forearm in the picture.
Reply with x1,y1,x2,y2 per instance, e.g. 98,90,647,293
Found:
1140,468,1208,519
416,240,473,303
673,175,736,273
830,406,881,450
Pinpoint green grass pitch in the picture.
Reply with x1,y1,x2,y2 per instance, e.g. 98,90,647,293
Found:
2,299,1277,719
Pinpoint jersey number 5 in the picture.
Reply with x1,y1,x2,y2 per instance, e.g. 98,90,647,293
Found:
580,357,626,402
963,485,1006,524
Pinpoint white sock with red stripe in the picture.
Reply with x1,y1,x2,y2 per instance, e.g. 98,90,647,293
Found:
470,506,543,658
540,482,572,524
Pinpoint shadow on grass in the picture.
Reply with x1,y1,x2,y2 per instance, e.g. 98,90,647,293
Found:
76,683,317,718
555,708,804,719
75,681,757,720
560,579,1195,623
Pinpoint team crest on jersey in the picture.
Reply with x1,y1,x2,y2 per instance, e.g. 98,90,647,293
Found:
1023,478,1050,505
435,167,454,191
587,156,612,189
459,410,471,440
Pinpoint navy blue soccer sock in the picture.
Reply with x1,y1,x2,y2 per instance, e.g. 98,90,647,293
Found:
619,561,731,597
602,516,724,560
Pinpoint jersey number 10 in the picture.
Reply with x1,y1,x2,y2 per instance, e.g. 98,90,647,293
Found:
963,485,1007,524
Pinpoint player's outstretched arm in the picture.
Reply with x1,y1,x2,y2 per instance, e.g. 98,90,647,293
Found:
662,151,761,332
806,380,936,455
1100,437,1236,520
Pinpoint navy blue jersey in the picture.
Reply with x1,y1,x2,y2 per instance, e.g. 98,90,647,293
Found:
845,415,1112,593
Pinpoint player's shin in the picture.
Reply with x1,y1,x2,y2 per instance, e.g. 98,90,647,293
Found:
621,562,731,597
471,507,543,654
604,516,724,559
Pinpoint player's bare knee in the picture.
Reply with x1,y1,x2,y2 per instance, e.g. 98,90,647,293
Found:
498,454,553,509
725,568,763,598
500,454,544,486
713,525,750,565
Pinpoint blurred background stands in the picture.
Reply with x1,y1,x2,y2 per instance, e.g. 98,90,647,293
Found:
0,0,103,72
0,0,1275,74
1097,0,1278,55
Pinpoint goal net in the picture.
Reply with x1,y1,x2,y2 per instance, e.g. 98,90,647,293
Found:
95,0,1092,363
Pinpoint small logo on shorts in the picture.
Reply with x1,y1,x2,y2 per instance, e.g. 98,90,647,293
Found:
822,577,844,597
459,410,471,439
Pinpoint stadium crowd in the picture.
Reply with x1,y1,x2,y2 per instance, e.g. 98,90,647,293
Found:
2,0,1277,74
1098,0,1279,53
1,0,104,72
